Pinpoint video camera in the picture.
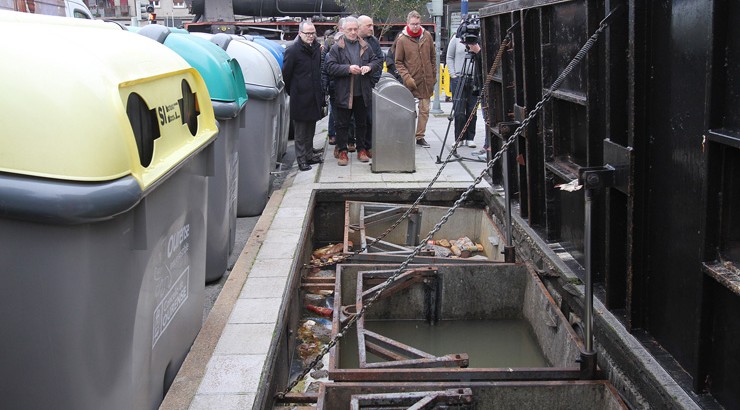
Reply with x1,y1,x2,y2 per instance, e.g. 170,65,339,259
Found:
456,14,480,45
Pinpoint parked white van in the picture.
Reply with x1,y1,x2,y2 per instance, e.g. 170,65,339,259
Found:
0,0,93,19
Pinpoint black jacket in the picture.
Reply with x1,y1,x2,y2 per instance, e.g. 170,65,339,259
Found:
282,38,325,121
363,35,384,86
324,36,382,109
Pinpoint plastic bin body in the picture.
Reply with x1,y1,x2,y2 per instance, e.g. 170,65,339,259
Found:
372,79,417,172
197,33,285,216
136,25,248,282
244,36,289,162
0,13,217,410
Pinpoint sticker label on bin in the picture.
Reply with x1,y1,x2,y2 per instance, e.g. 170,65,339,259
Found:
152,266,189,348
151,223,192,348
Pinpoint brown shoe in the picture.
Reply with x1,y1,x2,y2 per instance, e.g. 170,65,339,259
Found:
337,151,349,166
416,138,430,147
348,143,356,153
358,149,370,162
334,146,340,159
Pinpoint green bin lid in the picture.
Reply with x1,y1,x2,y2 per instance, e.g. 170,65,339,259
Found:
0,13,218,190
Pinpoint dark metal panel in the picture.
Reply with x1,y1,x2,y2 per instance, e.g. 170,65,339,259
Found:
522,9,547,228
642,0,712,379
700,276,740,408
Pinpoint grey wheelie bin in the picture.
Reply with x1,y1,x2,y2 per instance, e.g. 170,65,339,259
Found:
135,25,248,282
0,14,218,410
241,34,290,163
201,32,285,216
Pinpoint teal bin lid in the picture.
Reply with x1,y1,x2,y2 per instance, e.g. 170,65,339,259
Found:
135,25,248,120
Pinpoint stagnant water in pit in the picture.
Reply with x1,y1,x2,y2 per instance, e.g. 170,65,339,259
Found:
338,319,549,369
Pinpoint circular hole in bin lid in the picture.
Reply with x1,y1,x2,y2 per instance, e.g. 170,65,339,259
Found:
126,92,159,167
180,80,199,136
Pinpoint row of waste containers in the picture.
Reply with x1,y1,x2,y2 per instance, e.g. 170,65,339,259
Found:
0,11,289,410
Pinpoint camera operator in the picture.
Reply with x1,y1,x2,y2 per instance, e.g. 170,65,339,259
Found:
446,17,483,150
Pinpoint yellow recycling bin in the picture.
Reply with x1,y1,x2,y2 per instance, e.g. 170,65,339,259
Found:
0,12,217,410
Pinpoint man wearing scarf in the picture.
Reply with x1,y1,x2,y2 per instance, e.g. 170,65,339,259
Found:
394,10,437,148
283,20,326,171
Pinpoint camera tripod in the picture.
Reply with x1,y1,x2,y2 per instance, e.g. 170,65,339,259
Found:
435,49,486,164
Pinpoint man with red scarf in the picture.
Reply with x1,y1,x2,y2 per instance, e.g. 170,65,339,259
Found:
394,10,436,148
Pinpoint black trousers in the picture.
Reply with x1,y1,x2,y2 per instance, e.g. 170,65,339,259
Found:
451,76,478,142
293,120,316,163
335,96,368,152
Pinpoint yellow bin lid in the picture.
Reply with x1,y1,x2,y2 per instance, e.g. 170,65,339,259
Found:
0,12,217,191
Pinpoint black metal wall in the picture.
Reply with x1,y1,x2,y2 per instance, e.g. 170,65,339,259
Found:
479,0,740,407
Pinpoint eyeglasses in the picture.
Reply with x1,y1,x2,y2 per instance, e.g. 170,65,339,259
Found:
408,22,421,26
301,31,316,36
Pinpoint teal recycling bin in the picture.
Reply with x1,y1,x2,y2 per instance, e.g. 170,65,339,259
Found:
136,25,248,282
0,13,218,410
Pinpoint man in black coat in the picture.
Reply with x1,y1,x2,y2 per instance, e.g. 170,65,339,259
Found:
325,16,382,166
283,20,325,171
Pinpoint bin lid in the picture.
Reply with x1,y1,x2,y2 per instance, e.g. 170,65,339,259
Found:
0,13,218,190
250,36,284,68
134,25,248,120
375,80,417,111
193,33,284,101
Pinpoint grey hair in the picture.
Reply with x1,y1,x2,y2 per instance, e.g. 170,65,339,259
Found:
343,16,358,27
407,10,421,21
299,19,314,33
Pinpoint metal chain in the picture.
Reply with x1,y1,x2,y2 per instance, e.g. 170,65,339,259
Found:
280,11,614,398
304,34,512,271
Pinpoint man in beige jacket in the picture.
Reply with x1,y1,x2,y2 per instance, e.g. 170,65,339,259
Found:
394,10,436,147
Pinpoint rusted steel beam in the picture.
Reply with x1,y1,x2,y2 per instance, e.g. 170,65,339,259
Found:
300,283,335,291
349,388,473,410
274,392,318,404
363,329,435,360
363,353,470,369
359,330,468,369
361,270,427,301
301,276,336,283
328,367,583,382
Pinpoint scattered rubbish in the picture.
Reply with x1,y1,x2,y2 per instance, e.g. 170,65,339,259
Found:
306,305,333,317
555,179,583,192
310,242,352,266
423,236,485,258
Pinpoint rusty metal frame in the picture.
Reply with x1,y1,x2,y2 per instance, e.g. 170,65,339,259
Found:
328,264,585,382
354,268,471,370
349,388,473,409
343,201,502,264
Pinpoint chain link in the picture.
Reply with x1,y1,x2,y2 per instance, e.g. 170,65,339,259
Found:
280,12,614,398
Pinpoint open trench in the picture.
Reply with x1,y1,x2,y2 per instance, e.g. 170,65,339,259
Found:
251,188,628,409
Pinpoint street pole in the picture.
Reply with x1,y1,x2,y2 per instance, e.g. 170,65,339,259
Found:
430,0,444,114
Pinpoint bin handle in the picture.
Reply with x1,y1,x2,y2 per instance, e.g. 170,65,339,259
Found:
374,93,417,115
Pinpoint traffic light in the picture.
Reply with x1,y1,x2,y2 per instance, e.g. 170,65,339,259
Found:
148,12,156,23
146,4,154,13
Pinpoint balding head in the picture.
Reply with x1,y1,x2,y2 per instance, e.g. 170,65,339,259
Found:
358,15,374,38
